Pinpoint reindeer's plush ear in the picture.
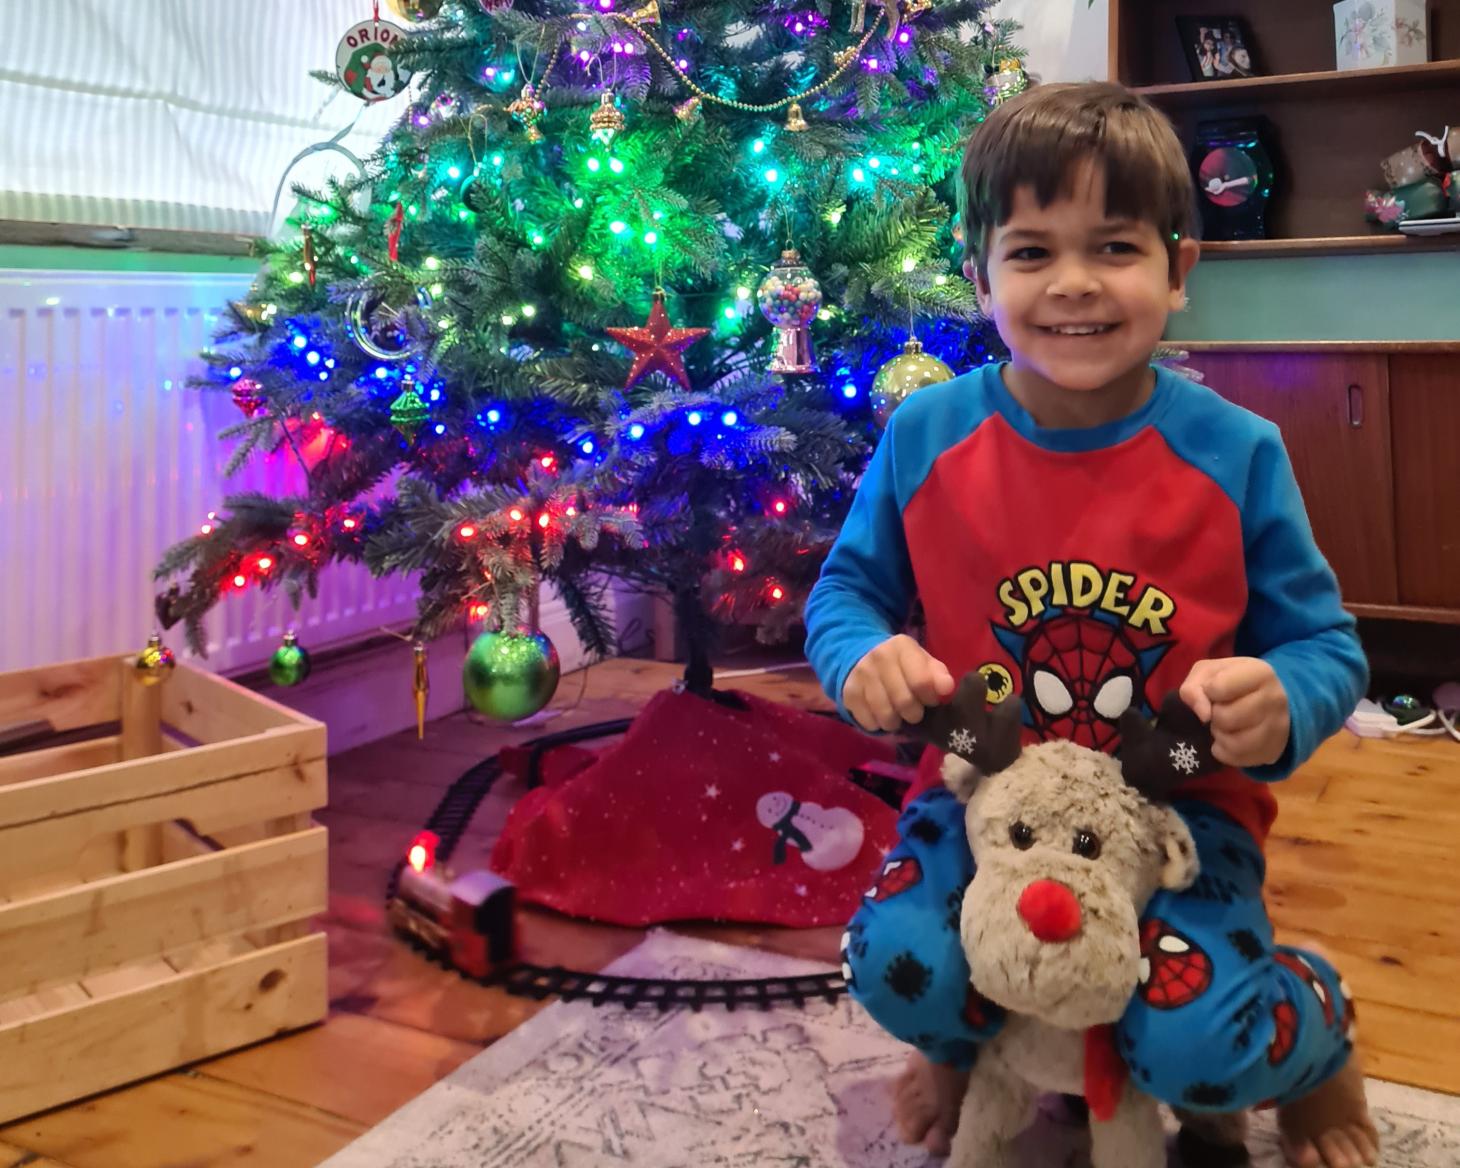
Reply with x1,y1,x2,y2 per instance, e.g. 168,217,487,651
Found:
1152,806,1200,892
941,753,981,803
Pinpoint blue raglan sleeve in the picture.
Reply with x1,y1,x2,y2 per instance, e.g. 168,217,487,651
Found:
1236,426,1369,780
803,416,918,719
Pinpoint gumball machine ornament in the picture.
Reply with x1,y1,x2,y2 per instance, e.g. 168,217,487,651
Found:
756,250,823,375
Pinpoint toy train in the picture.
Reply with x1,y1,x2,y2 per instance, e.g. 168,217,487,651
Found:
387,831,517,977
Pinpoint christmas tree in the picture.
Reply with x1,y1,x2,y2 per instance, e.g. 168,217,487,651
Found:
156,0,1020,713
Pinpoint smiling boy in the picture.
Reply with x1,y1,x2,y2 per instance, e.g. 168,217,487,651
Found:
805,83,1377,1168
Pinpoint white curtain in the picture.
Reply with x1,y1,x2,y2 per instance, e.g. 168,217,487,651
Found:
3,0,411,237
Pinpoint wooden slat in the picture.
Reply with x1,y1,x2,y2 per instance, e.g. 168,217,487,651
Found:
164,935,257,976
0,737,119,787
0,982,91,1026
0,657,118,735
0,934,327,1126
0,725,326,889
79,959,180,1001
0,828,326,1001
161,664,320,746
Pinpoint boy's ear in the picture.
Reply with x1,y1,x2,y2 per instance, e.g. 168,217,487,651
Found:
965,258,993,314
1168,237,1201,311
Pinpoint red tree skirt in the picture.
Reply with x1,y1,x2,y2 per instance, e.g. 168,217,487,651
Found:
490,687,901,928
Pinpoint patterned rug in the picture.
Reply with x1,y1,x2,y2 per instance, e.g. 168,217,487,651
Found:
322,931,1460,1167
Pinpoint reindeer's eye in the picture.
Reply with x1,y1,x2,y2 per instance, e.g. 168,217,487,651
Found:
1072,829,1102,860
1009,821,1035,850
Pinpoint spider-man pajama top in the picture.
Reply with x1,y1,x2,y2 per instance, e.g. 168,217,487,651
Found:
804,362,1369,1111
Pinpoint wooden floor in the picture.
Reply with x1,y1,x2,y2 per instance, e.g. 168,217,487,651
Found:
0,657,1456,1166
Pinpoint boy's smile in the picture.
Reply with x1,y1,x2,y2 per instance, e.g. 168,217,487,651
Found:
967,162,1200,428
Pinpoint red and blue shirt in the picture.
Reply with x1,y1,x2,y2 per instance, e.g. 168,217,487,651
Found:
805,363,1368,845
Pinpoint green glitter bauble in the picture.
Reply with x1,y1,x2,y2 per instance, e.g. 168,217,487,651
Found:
269,632,312,687
463,630,561,722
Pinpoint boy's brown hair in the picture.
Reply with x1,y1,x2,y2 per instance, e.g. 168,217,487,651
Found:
959,82,1196,279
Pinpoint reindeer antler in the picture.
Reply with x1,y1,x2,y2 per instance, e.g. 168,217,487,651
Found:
1117,691,1222,803
909,671,1024,776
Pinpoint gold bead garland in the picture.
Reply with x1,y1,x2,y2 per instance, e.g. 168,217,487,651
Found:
604,7,886,114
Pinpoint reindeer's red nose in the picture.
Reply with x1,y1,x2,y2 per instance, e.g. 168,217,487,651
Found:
1017,880,1082,943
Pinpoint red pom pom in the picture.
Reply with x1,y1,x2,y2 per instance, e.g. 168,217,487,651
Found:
1016,879,1082,942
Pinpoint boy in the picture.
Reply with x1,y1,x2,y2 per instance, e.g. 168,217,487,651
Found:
805,83,1378,1168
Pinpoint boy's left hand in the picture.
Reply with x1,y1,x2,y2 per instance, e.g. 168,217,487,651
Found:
1179,657,1291,768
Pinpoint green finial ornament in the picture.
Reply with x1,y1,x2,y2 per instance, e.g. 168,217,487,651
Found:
390,375,430,442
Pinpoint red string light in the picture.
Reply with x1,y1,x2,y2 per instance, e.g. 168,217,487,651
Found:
540,454,556,470
772,499,788,515
458,523,477,540
293,533,310,547
233,573,247,588
199,523,214,535
342,517,358,530
769,584,785,601
730,553,746,573
256,556,273,571
508,507,525,522
538,512,550,529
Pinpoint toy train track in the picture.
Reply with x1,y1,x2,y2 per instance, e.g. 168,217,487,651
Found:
386,707,902,1008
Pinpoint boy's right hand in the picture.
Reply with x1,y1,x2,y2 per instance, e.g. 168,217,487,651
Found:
843,635,956,733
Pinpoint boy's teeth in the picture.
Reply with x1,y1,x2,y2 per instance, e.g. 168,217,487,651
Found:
1048,324,1110,335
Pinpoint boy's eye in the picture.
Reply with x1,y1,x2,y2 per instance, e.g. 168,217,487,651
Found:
1102,240,1142,255
1008,246,1048,262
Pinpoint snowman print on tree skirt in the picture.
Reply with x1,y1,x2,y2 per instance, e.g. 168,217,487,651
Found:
757,792,866,871
336,19,412,103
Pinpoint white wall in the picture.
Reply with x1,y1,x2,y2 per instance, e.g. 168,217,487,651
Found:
993,0,1109,83
3,1,405,237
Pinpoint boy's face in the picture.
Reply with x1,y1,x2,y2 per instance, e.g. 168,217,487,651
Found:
966,163,1200,395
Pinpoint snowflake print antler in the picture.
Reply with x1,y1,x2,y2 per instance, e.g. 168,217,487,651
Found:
910,672,1024,776
1117,691,1221,803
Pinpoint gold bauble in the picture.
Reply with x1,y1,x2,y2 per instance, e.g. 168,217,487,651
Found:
784,102,809,132
674,96,703,125
871,339,954,427
589,91,626,145
134,632,177,687
627,0,661,23
387,0,443,20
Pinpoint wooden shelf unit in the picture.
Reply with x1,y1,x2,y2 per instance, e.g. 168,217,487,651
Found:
1112,0,1460,253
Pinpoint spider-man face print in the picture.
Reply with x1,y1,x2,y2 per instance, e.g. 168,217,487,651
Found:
865,856,922,903
992,608,1170,751
1137,919,1214,1009
1269,998,1298,1066
1276,951,1335,1027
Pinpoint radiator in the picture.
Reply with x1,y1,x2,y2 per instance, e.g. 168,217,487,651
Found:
0,269,489,675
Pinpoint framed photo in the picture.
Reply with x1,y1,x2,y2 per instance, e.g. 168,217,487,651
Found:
1176,17,1262,82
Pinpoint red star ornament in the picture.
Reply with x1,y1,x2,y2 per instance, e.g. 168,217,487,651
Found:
605,289,710,390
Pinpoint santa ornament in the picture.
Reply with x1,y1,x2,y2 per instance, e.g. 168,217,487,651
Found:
336,10,412,103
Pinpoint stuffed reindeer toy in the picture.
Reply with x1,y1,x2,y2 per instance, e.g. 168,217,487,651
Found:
912,674,1248,1168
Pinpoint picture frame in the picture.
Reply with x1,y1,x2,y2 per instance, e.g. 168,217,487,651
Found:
1176,17,1263,82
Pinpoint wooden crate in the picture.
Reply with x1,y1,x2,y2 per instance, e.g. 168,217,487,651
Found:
0,654,328,1123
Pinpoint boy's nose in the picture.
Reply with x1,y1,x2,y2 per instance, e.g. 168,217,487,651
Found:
1017,879,1083,942
1047,261,1100,298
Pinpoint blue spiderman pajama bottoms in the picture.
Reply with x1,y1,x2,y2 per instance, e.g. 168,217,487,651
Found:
841,788,1356,1112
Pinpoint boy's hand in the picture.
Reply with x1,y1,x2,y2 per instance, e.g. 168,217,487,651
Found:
1179,657,1291,768
844,635,955,733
